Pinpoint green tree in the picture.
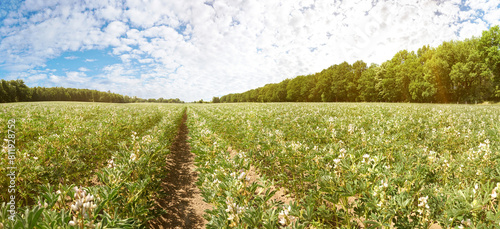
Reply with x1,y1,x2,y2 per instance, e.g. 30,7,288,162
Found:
478,25,500,100
287,75,312,102
449,39,493,103
376,61,401,102
358,64,379,102
311,67,334,102
330,62,352,102
348,60,366,101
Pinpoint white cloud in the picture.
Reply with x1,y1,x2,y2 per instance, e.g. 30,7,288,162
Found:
64,56,79,60
27,74,48,82
1,0,498,101
49,74,61,84
105,20,128,37
65,71,88,83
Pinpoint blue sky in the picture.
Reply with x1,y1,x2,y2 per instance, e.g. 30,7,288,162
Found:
0,0,499,101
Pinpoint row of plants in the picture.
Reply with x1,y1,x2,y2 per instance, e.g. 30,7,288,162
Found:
0,102,185,228
190,103,500,228
187,109,306,228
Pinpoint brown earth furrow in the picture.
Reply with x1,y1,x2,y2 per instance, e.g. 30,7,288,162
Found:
149,112,211,229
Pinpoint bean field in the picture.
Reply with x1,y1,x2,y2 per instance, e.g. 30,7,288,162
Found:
1,102,500,228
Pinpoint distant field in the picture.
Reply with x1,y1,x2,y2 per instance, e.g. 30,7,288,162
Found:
1,102,499,228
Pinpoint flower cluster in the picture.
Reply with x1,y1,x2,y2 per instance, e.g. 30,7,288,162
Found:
230,170,249,181
417,195,430,217
225,196,246,227
373,180,389,207
491,183,500,200
69,186,97,228
329,149,346,172
278,205,296,226
130,152,137,162
107,156,116,168
348,124,355,135
361,154,374,164
467,139,491,160
457,218,472,228
131,131,138,141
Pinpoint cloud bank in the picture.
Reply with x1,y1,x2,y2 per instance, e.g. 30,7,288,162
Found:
0,0,498,101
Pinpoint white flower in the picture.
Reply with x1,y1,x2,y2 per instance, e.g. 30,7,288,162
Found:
279,218,286,225
85,195,94,202
418,196,428,209
130,153,137,161
238,172,246,180
69,221,76,226
76,200,83,208
333,158,341,164
363,154,370,159
348,124,355,134
278,206,293,226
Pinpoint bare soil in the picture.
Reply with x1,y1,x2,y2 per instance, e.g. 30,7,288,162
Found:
228,147,295,206
149,112,211,229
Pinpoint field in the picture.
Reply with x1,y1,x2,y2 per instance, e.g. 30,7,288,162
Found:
1,102,185,228
188,103,500,228
1,102,500,228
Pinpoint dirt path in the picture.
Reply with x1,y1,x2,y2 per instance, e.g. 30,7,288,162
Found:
149,112,211,229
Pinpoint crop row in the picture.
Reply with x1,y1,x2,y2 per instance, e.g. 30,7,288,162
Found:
0,102,185,228
189,103,500,228
187,108,308,228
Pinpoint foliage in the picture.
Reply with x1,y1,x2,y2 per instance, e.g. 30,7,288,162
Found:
187,107,305,229
0,102,185,227
189,103,500,228
220,26,500,104
3,102,500,228
0,80,184,103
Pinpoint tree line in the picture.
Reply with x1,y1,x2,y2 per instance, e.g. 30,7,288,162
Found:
0,80,183,103
217,26,500,104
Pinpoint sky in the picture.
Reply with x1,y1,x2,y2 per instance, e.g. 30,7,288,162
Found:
0,0,499,102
